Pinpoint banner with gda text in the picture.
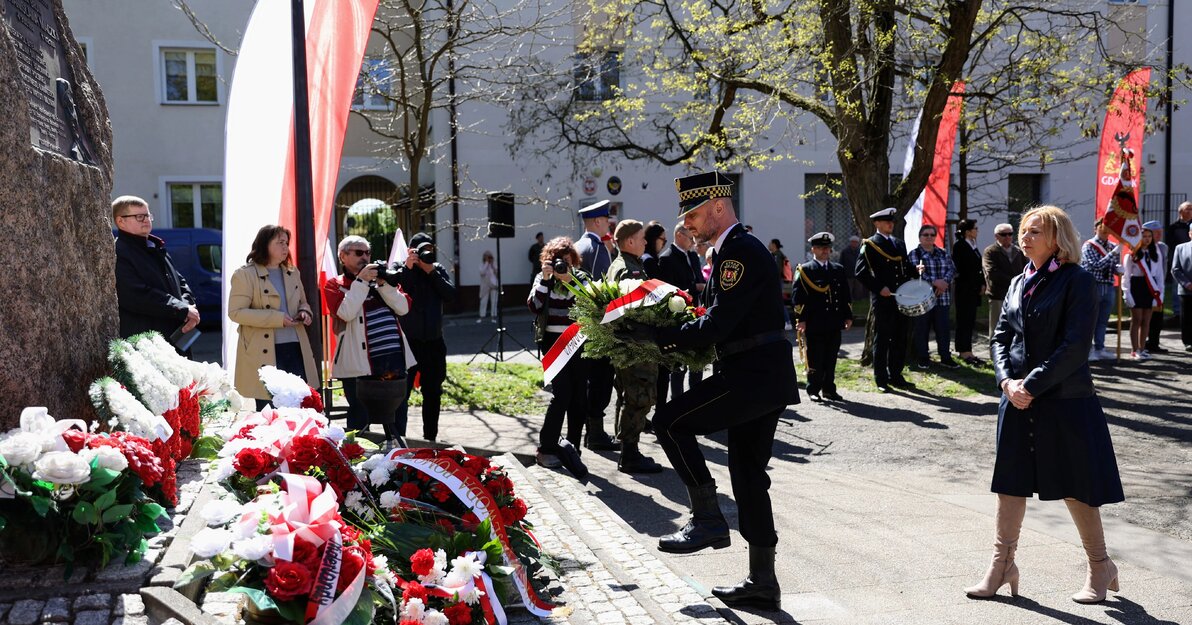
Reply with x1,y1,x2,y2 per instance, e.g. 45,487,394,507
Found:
1094,68,1149,227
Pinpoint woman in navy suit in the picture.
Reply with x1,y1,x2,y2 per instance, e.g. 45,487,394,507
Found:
965,206,1124,603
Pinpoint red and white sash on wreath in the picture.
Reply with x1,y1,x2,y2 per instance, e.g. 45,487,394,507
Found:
601,279,679,323
542,323,586,385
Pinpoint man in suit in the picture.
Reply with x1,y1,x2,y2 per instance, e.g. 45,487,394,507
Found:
1165,202,1191,320
574,201,619,451
792,232,853,401
982,223,1027,344
854,207,919,392
112,195,199,355
1171,223,1192,351
649,171,799,611
655,223,700,400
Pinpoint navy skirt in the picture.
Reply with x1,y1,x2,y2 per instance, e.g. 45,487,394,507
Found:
991,395,1124,507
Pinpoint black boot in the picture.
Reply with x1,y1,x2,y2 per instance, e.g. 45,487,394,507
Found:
658,483,730,553
617,442,663,474
584,419,618,451
712,545,781,610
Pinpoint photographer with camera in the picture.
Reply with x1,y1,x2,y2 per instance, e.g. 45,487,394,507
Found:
528,237,591,471
323,236,411,446
395,232,457,442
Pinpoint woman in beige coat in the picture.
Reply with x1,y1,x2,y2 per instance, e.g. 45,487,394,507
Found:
228,225,318,410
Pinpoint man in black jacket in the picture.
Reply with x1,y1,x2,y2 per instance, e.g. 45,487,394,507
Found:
112,196,198,354
854,208,919,392
792,232,852,401
952,219,986,365
654,223,700,401
395,232,457,442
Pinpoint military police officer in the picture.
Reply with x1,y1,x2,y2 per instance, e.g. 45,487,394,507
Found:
649,171,799,611
854,208,919,392
575,200,619,451
792,232,853,401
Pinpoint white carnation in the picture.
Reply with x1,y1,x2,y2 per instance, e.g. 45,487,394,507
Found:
378,490,399,510
0,432,44,467
450,553,483,580
79,446,129,473
258,366,312,408
368,466,391,487
400,598,425,622
211,458,237,482
114,344,180,415
201,499,243,526
191,527,234,558
32,451,92,485
345,491,367,515
460,585,485,605
324,425,346,443
231,534,273,561
423,611,449,625
133,334,195,388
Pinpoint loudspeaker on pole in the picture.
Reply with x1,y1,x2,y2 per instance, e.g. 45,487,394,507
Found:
487,192,515,239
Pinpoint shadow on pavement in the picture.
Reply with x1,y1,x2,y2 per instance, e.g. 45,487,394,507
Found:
833,400,949,429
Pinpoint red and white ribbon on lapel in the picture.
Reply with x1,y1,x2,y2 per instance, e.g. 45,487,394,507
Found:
600,279,679,324
384,454,558,621
541,323,586,385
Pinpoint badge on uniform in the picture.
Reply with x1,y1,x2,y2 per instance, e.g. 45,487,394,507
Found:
720,260,744,290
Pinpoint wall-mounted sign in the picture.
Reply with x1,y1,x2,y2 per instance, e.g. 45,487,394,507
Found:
607,176,622,196
582,176,597,196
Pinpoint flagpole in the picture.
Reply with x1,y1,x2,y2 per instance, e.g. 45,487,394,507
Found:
291,0,324,383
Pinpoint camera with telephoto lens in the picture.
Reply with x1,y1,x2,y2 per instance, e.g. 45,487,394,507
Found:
415,242,436,264
552,258,570,276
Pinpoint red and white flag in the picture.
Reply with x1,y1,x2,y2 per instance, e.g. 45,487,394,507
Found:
542,323,587,385
903,81,964,248
601,279,680,324
221,0,380,371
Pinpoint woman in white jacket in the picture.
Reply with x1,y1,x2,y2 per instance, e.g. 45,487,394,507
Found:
478,250,499,322
1122,228,1165,360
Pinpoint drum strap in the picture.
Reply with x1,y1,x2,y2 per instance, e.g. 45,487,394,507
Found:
795,268,829,294
862,240,903,262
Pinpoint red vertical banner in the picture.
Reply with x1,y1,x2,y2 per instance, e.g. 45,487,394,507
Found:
1095,68,1150,224
925,81,964,248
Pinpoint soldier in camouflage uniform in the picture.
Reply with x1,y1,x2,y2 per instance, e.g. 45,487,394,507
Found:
606,219,664,474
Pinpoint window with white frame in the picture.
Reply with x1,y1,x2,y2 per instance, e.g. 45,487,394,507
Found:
161,48,218,104
168,182,222,229
574,50,621,102
352,58,394,110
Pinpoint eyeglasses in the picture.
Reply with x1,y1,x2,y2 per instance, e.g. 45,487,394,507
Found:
345,249,370,257
996,232,1013,237
920,233,936,238
120,213,153,223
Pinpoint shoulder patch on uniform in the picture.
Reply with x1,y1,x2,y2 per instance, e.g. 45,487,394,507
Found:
720,259,744,290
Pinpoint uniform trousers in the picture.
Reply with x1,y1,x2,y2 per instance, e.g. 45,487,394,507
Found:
613,363,656,445
653,371,781,547
804,329,842,396
871,296,909,384
398,337,448,441
656,366,704,406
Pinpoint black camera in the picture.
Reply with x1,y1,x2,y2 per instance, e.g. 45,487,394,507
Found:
552,258,570,275
415,242,436,264
371,262,401,286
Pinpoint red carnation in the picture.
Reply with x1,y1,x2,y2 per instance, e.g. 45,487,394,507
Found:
401,581,428,603
694,305,707,317
339,524,363,544
485,474,514,498
444,602,473,625
399,482,421,500
264,561,314,602
400,620,423,625
435,518,456,535
338,545,367,593
234,448,273,478
501,498,528,525
429,483,451,503
461,512,480,532
326,464,359,497
341,442,365,460
301,387,325,412
461,454,490,476
410,548,436,577
290,538,324,572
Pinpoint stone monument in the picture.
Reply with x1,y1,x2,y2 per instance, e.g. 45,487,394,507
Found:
0,0,116,429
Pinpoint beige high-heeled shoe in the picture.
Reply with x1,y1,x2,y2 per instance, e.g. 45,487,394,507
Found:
1066,499,1120,603
965,495,1027,598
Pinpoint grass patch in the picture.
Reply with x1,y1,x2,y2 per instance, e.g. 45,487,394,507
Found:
409,362,546,415
830,356,997,398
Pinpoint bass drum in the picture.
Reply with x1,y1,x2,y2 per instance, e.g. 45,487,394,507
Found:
894,280,935,317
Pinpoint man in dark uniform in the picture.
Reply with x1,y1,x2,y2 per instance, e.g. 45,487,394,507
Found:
792,232,853,402
647,171,799,611
854,207,919,392
574,200,619,451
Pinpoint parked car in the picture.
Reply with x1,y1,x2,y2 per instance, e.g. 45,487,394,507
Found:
114,227,223,325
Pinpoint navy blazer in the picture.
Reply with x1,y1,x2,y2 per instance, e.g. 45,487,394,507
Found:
993,262,1096,400
656,243,697,293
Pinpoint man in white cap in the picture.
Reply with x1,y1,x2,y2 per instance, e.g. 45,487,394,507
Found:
792,232,853,401
854,207,919,392
574,200,619,451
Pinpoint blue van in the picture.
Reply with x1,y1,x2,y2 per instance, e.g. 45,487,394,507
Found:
114,228,223,322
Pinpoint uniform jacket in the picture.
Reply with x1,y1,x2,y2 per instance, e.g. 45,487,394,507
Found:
791,260,852,332
1172,241,1192,296
982,243,1027,300
656,243,697,293
575,231,612,277
607,250,648,281
658,224,798,407
323,274,412,379
854,233,917,296
993,263,1096,400
114,231,195,339
952,239,984,295
394,263,456,341
227,264,318,399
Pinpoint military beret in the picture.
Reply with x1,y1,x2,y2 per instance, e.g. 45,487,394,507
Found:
869,207,897,221
808,232,835,247
578,200,611,219
674,171,734,217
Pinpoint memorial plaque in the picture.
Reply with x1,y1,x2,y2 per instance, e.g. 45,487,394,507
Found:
1,0,93,161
